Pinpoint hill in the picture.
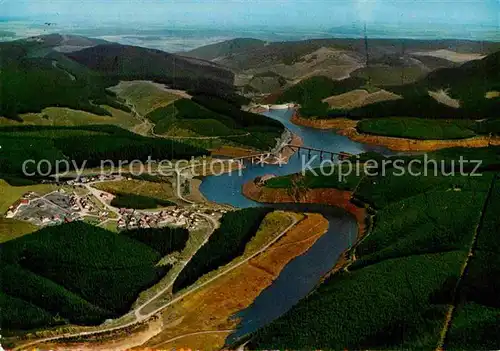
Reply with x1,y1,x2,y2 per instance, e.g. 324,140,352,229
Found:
0,124,208,177
0,35,235,120
183,38,266,61
0,222,184,330
248,149,500,349
185,37,500,93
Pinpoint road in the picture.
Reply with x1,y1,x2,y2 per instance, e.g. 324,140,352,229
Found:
13,213,298,351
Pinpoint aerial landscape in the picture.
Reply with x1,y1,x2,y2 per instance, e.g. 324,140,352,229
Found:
0,0,499,350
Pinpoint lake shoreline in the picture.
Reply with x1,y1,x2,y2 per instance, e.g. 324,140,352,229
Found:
291,112,500,152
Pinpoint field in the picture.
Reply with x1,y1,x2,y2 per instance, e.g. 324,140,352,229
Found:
0,106,140,130
322,89,402,109
108,81,182,116
145,96,284,150
251,150,499,349
445,177,500,349
0,222,182,331
173,208,272,293
357,118,477,140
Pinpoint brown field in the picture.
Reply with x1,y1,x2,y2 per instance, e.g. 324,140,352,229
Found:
138,212,328,351
322,89,402,109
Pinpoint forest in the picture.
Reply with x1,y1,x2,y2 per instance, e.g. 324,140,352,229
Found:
250,150,500,349
172,207,271,292
446,177,500,349
0,222,181,331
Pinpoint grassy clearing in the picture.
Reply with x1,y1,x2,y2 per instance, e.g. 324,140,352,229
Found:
1,106,139,130
357,117,477,140
108,81,181,116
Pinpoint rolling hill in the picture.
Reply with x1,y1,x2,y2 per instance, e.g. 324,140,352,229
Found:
185,37,500,93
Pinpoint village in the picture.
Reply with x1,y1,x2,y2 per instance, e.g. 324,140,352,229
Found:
4,175,227,232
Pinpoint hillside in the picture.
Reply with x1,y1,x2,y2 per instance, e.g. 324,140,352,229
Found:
0,124,208,177
185,37,500,93
183,38,266,61
275,50,499,120
248,149,500,349
0,35,235,120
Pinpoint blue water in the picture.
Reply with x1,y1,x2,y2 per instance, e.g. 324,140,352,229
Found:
199,109,389,343
199,109,391,207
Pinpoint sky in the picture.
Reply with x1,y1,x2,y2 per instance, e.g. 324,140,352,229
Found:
2,0,499,29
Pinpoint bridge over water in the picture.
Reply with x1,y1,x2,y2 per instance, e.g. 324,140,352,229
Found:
232,144,352,165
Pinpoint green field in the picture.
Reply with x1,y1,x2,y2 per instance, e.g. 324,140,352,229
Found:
0,222,180,330
0,124,208,176
108,81,181,115
173,208,272,293
357,117,477,140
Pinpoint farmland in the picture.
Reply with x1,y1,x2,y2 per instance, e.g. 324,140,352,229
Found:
0,222,185,331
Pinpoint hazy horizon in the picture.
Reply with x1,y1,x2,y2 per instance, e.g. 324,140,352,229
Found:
0,0,498,52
